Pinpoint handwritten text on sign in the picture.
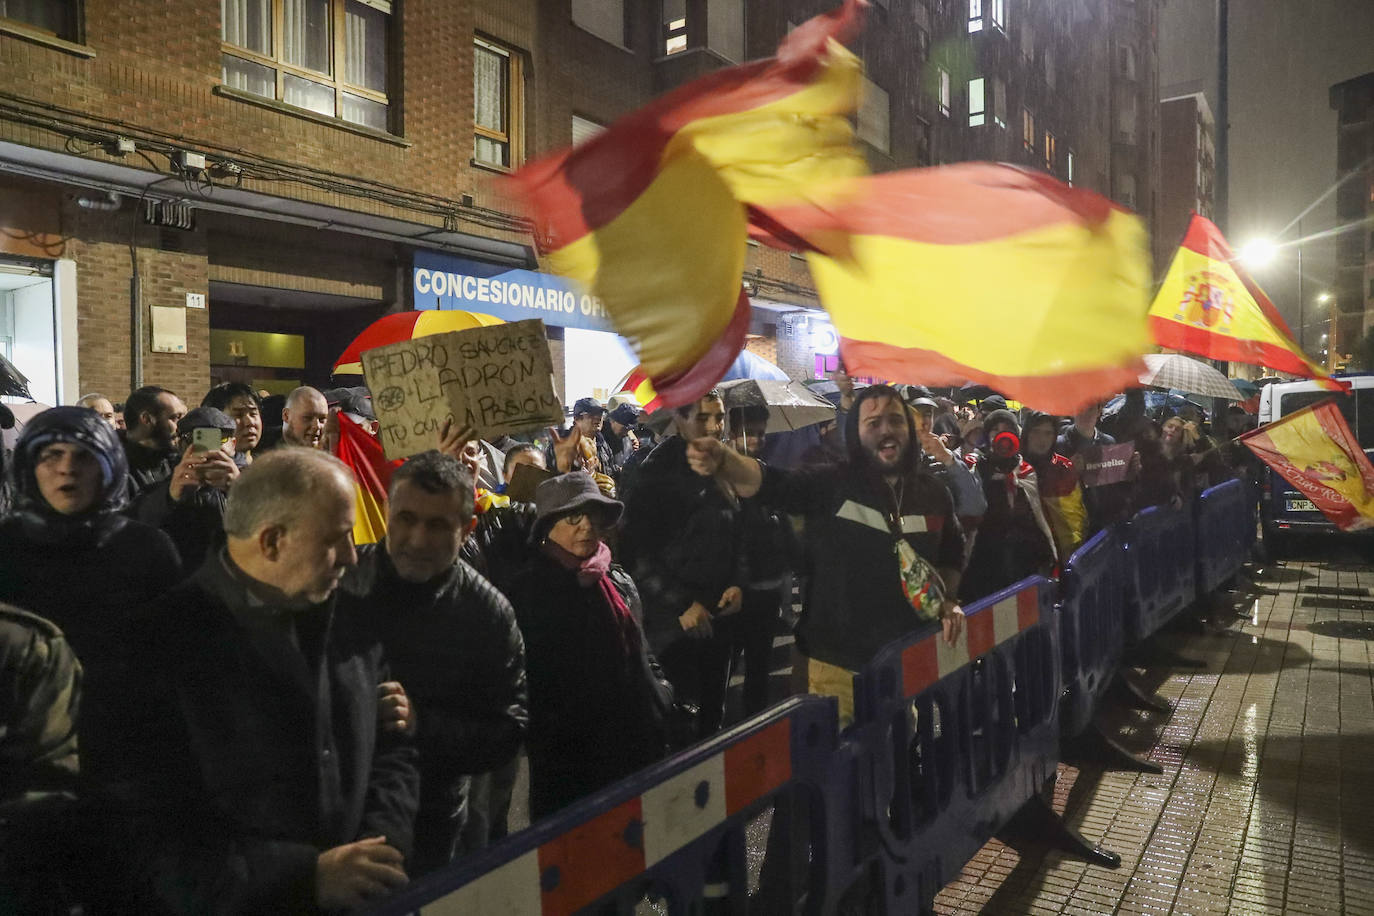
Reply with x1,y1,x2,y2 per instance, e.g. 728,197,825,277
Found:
363,319,563,460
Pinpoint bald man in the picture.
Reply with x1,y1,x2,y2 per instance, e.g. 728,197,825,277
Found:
280,386,329,450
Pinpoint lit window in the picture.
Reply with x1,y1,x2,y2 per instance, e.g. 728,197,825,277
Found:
0,0,79,39
663,0,688,54
968,77,986,127
474,38,524,170
968,0,983,32
1068,150,1076,186
859,77,891,154
970,0,1005,33
221,0,392,132
661,0,743,62
1044,131,1056,170
938,67,951,117
991,0,1006,29
1022,108,1035,153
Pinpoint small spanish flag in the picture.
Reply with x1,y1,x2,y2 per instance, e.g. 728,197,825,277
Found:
335,412,399,546
1241,399,1374,531
1149,213,1341,389
786,164,1152,414
509,0,866,409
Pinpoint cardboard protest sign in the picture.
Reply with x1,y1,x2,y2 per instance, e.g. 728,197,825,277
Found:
1079,442,1135,488
363,318,563,460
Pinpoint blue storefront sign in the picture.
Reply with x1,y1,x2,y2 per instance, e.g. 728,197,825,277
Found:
412,251,614,333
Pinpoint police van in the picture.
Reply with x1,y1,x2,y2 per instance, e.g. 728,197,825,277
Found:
1257,373,1374,551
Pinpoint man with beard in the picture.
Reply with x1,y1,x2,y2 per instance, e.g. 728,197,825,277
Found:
341,451,527,874
686,384,965,727
119,385,187,499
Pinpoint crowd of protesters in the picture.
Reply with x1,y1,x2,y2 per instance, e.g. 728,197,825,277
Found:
0,366,1260,912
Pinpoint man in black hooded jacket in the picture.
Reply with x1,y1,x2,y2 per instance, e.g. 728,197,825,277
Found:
686,384,966,727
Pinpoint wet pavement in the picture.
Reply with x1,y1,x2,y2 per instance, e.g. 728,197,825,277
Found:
936,536,1374,915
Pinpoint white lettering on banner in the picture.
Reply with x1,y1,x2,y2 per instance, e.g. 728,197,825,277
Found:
417,265,611,329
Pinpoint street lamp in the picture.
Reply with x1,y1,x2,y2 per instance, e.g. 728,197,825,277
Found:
1237,238,1278,267
1318,291,1332,303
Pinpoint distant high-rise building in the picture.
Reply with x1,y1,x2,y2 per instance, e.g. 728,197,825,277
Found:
1156,89,1216,275
1328,72,1374,369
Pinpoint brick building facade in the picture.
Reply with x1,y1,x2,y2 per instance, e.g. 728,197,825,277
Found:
0,0,1160,410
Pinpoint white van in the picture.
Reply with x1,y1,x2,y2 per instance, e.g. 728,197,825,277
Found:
1256,373,1374,550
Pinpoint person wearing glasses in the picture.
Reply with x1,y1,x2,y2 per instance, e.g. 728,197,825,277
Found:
504,472,673,820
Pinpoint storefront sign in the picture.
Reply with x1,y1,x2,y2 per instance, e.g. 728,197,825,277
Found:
413,251,615,332
363,318,564,460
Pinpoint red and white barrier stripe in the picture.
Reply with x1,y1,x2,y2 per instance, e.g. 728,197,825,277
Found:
900,584,1042,697
424,718,793,915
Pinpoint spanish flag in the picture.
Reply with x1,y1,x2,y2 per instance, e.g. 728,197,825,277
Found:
1241,399,1374,531
1149,213,1340,389
335,412,399,546
509,0,866,409
788,164,1151,414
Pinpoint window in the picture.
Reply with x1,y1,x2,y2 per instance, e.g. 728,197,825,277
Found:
662,0,742,61
572,0,625,47
1044,131,1056,170
1117,44,1137,80
992,78,1006,128
1,0,79,39
915,25,930,56
970,0,1005,32
915,118,932,166
474,38,524,170
221,0,392,132
938,67,951,117
968,77,985,127
1020,21,1034,62
663,0,688,55
571,115,603,147
1022,108,1035,153
1067,150,1076,186
859,77,891,153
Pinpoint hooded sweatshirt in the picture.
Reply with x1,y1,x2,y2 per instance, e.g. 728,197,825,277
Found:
0,407,182,775
757,386,965,671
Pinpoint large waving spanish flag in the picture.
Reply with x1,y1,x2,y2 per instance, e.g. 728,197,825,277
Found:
788,164,1151,414
1149,213,1340,389
1241,399,1374,531
509,0,866,410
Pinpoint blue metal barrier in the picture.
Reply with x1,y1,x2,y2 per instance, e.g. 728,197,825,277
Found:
1123,503,1197,642
1057,527,1127,739
1196,480,1249,594
850,577,1065,914
370,695,846,916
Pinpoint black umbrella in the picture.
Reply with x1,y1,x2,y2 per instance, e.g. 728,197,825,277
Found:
0,352,32,399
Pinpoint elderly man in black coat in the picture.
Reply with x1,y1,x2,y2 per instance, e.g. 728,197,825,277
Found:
342,450,527,875
96,448,419,914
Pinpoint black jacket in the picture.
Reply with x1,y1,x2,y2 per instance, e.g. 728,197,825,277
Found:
458,502,538,590
341,545,527,873
622,436,743,653
95,555,419,914
133,481,227,573
505,552,671,821
757,391,965,672
119,432,178,502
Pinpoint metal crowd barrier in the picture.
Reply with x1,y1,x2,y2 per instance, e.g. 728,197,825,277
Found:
1056,528,1127,739
1122,503,1197,643
371,488,1255,916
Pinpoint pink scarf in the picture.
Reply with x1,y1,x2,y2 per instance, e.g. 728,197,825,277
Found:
542,540,641,654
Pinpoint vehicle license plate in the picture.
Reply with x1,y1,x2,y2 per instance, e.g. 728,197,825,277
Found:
1285,499,1317,513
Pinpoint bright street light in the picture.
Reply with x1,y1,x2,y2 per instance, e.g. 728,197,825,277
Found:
1317,291,1332,303
1238,238,1279,267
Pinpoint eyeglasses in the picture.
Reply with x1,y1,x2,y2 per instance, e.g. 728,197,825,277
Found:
561,510,616,530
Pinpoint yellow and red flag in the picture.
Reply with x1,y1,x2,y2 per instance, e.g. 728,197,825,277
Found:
508,0,866,409
1149,213,1341,389
1241,399,1374,531
772,163,1151,414
335,412,400,545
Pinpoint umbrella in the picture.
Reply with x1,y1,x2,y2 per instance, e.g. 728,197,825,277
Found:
718,379,836,434
0,352,32,399
1138,353,1242,400
1228,378,1260,398
1103,391,1208,419
333,310,504,375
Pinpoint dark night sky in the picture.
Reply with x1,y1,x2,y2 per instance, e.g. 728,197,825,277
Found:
1159,0,1374,351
